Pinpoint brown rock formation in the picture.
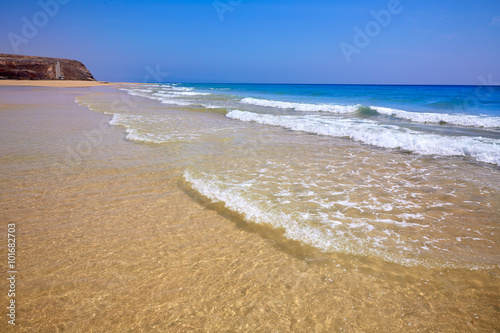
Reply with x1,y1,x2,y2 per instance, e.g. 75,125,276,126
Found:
0,54,95,81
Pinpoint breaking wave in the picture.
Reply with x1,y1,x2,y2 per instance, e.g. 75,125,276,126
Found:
226,110,500,166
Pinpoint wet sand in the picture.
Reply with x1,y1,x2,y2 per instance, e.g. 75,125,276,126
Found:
0,85,498,332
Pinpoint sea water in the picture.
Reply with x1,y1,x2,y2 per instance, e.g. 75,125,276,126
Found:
77,83,500,270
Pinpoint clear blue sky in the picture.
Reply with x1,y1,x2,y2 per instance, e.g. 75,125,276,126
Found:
1,0,499,84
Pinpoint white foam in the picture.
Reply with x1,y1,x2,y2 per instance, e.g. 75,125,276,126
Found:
226,110,500,166
146,93,193,106
124,88,153,93
201,104,226,109
398,213,425,220
155,91,210,96
126,91,150,98
184,168,369,258
240,97,358,113
169,86,193,91
108,113,143,126
239,97,500,128
158,98,192,106
108,114,199,143
373,106,500,128
183,168,493,269
123,87,211,107
123,128,168,144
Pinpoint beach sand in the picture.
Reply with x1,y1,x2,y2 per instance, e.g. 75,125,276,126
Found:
0,85,498,332
0,80,122,88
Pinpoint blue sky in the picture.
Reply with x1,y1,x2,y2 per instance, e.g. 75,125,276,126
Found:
1,0,499,84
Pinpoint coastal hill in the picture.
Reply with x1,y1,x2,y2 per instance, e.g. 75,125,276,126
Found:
0,54,95,81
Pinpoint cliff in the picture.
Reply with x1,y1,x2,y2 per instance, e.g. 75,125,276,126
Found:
0,54,95,81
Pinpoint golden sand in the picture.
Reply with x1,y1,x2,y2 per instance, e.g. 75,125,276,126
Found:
0,80,131,88
0,86,498,332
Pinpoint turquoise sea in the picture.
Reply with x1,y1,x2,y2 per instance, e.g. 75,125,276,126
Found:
128,83,500,163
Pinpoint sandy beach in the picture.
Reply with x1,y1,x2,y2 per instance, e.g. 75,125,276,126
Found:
0,80,122,88
1,83,499,332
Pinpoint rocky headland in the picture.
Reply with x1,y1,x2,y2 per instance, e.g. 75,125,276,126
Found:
0,54,95,81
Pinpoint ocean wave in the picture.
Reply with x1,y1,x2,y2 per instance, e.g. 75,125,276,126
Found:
166,86,193,91
240,97,358,113
108,114,155,142
183,168,491,269
124,88,153,93
239,97,500,128
183,168,363,259
372,106,500,128
124,87,210,106
356,106,379,117
226,110,500,166
126,91,193,106
159,91,211,96
122,128,170,144
123,87,500,128
109,114,201,143
158,98,193,106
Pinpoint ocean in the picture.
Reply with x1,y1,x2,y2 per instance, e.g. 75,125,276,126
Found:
77,83,500,271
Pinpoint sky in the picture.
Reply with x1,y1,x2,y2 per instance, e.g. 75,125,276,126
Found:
1,0,499,84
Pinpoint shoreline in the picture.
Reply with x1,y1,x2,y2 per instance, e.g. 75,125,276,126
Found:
0,80,134,88
0,84,498,332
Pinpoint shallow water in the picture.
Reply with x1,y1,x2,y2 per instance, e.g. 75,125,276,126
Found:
78,87,500,270
1,86,499,332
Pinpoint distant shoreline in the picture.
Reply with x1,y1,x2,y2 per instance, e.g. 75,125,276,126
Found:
0,80,135,88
